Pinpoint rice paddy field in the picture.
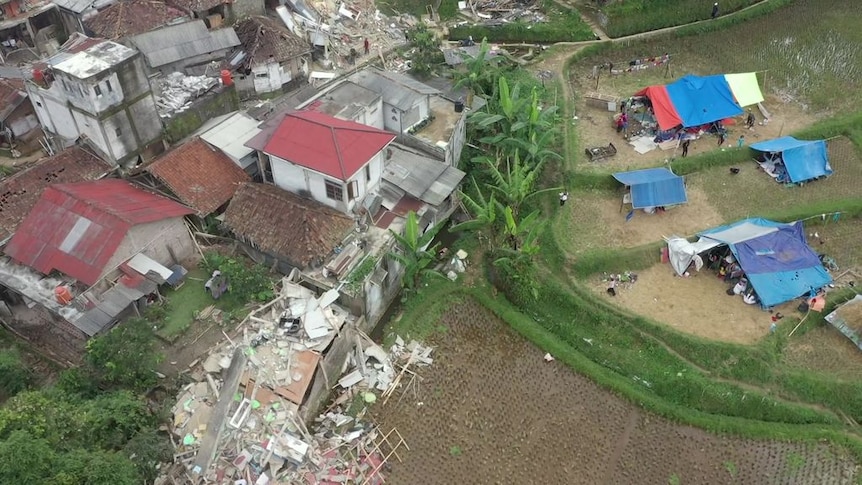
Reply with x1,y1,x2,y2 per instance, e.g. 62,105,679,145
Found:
573,0,862,114
591,0,762,37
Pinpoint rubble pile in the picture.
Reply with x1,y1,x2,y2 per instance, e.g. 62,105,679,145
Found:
159,273,433,484
457,0,547,26
155,72,219,118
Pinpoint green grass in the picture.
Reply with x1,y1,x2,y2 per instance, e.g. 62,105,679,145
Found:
599,0,763,38
154,268,245,341
574,0,862,113
376,0,458,20
449,1,594,43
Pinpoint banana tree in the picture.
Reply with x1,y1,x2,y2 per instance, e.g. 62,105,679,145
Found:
453,38,503,108
449,177,498,250
484,151,562,220
387,211,444,290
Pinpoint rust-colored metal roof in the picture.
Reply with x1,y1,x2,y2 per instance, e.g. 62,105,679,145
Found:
0,147,113,242
166,0,223,13
223,183,353,269
4,179,193,285
234,15,311,66
145,137,250,216
0,78,27,122
84,0,187,40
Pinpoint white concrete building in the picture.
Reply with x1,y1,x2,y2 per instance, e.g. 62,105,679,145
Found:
25,34,164,167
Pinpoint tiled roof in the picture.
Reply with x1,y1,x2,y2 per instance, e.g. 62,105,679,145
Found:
166,0,223,13
234,16,311,65
262,110,396,181
224,183,353,269
84,0,187,40
145,137,250,215
4,179,193,285
0,147,112,242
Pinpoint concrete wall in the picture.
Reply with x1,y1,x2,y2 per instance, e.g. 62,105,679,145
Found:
382,98,427,134
101,217,194,282
163,85,239,143
5,99,39,137
270,150,383,214
252,61,283,94
395,111,466,168
56,71,124,115
0,303,86,365
27,83,79,140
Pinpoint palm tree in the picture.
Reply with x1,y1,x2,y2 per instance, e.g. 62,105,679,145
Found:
387,211,444,290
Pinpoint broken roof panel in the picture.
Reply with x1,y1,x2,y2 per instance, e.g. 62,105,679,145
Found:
128,20,240,68
4,179,193,285
0,147,113,243
145,137,250,215
84,0,188,40
0,78,28,121
234,15,311,66
348,69,427,112
223,183,354,269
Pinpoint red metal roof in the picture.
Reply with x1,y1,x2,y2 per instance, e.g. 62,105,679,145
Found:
4,179,193,286
262,110,395,181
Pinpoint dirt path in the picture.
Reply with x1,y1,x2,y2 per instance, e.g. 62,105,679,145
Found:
372,300,860,484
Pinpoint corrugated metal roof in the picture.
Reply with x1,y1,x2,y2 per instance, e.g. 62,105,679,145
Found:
382,144,465,207
52,0,114,14
371,68,440,95
348,70,423,112
199,111,262,163
129,20,240,68
263,110,395,181
4,179,193,286
0,79,27,122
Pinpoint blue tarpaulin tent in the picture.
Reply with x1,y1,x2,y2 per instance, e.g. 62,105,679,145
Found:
697,218,832,308
635,74,749,130
749,137,832,183
613,168,687,209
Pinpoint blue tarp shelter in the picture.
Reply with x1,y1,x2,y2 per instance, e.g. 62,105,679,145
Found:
697,218,832,308
635,74,747,130
749,136,832,183
613,168,687,209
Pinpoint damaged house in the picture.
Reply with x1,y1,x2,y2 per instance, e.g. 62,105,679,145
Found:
124,19,240,76
0,78,40,152
0,0,65,62
166,0,263,27
232,15,312,96
194,110,263,179
140,136,250,217
82,0,188,41
0,178,193,362
25,35,165,167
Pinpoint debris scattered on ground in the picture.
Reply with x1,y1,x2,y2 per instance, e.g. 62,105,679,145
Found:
456,0,547,26
155,72,218,118
158,272,433,484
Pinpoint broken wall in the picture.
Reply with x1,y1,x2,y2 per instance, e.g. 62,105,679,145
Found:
0,303,85,365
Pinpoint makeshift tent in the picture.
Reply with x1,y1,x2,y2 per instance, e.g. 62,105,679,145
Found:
667,218,832,308
635,73,764,131
613,168,687,209
749,136,832,183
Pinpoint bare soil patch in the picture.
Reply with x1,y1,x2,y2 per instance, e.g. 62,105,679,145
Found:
783,326,862,382
372,300,858,484
573,92,816,170
584,263,796,345
563,184,723,253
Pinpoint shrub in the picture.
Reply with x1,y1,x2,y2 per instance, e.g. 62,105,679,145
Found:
202,252,275,303
0,348,31,397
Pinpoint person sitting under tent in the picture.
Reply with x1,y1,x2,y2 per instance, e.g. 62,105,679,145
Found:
732,277,749,295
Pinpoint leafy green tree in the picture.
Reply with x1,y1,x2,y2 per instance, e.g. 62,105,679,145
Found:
124,429,172,483
483,152,561,220
453,38,506,107
406,22,443,77
388,211,444,290
0,347,31,397
450,177,498,250
202,252,274,303
471,77,560,166
85,318,162,391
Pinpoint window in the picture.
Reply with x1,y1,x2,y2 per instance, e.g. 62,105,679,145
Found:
347,180,358,200
365,164,371,182
105,80,112,92
94,84,102,97
115,127,122,136
324,180,343,201
35,101,42,107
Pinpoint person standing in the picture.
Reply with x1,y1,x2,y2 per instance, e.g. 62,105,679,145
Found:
363,38,370,55
681,139,691,157
711,2,719,19
718,129,726,146
559,191,569,206
737,135,745,147
746,109,756,129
